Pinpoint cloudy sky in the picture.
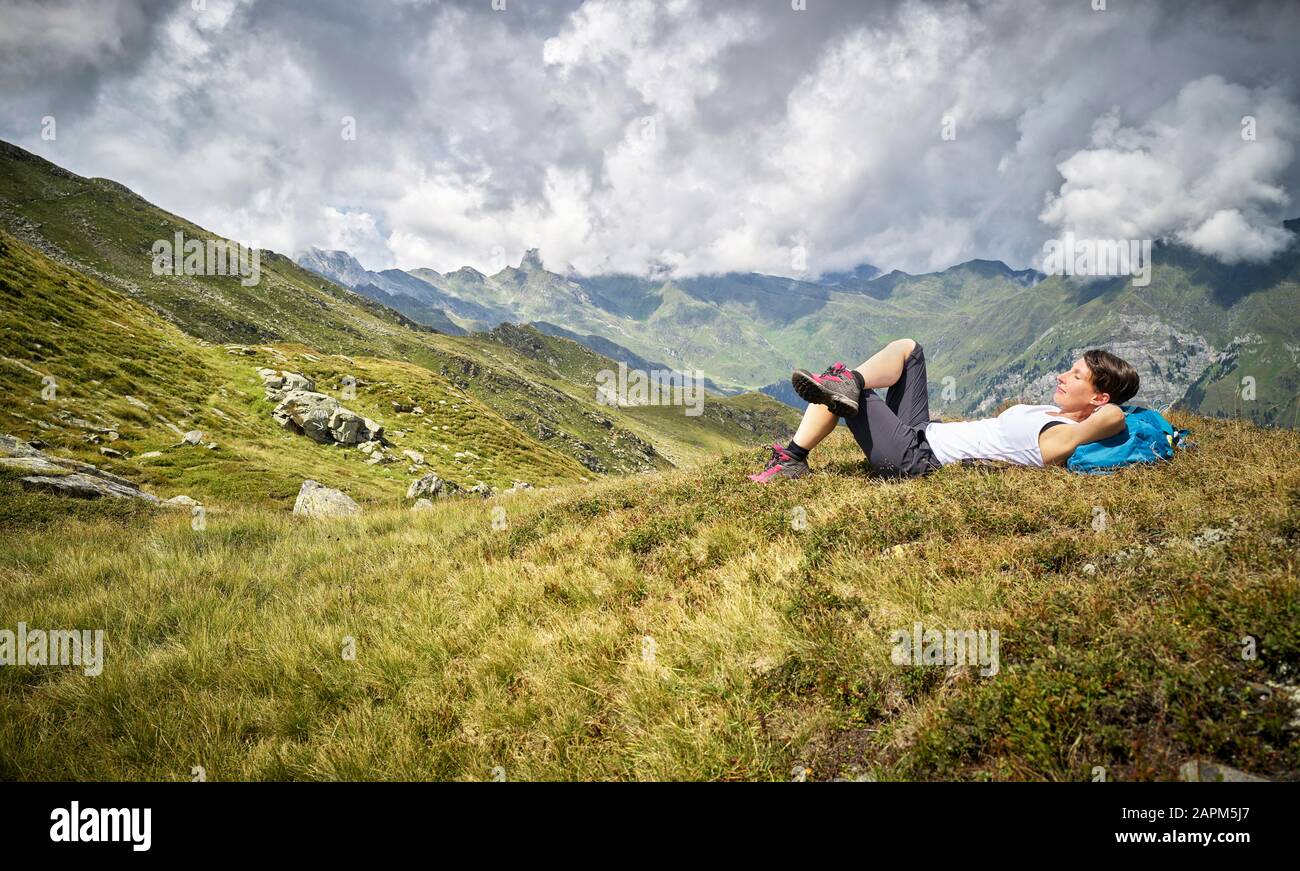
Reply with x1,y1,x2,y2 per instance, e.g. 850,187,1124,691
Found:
2,0,1298,278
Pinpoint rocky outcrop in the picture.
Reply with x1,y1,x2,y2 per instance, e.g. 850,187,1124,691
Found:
257,367,315,402
21,472,160,501
272,390,383,446
261,367,383,446
406,473,455,500
292,480,360,518
2,435,159,502
359,440,398,465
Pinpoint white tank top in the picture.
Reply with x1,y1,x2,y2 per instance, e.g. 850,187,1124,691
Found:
923,404,1079,467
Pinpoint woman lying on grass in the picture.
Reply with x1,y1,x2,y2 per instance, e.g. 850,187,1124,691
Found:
749,339,1140,482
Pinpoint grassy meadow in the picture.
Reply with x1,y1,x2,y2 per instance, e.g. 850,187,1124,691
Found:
2,413,1297,781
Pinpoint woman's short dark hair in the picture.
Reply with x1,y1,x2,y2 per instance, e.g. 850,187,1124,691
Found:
1083,349,1140,405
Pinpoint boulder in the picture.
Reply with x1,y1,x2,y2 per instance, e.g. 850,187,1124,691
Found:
181,430,205,445
406,473,447,500
273,390,382,445
402,449,425,465
411,498,434,512
467,482,494,498
273,390,339,443
99,447,124,459
292,480,360,518
164,495,201,508
327,407,382,445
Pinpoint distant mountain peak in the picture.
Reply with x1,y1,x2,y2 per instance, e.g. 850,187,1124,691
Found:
296,247,369,287
519,248,544,271
813,262,880,287
944,258,1043,285
450,265,486,281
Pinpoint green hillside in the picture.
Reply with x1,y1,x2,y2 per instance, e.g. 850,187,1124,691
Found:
0,140,801,501
329,207,1299,428
1,414,1296,780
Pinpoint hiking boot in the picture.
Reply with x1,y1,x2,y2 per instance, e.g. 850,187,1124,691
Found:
748,442,809,483
791,362,860,417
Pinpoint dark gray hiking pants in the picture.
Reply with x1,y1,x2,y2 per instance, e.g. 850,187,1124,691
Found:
844,343,941,477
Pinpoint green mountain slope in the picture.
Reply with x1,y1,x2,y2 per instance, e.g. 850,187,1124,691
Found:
0,141,800,500
313,212,1298,428
0,230,595,508
1,413,1296,780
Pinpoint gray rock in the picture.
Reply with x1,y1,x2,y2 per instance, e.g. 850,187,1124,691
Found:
0,435,43,459
411,498,434,512
273,390,340,443
402,449,425,465
0,456,67,474
467,482,494,498
327,407,382,445
292,480,360,518
1,436,139,487
98,447,124,459
181,430,205,445
258,367,316,402
21,472,159,502
164,495,201,508
1178,759,1269,782
273,391,382,445
406,473,446,500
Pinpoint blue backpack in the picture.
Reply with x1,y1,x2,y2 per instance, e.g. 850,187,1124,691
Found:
1067,405,1192,474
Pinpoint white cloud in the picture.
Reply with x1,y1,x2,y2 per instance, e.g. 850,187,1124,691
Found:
1181,208,1295,264
1040,76,1298,264
2,0,1297,277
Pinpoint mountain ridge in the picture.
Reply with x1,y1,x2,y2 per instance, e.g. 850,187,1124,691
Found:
297,233,1299,428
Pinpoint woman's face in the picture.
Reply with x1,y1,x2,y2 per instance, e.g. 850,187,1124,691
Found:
1054,357,1107,413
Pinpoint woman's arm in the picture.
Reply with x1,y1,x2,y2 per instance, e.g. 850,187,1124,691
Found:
1039,404,1126,466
